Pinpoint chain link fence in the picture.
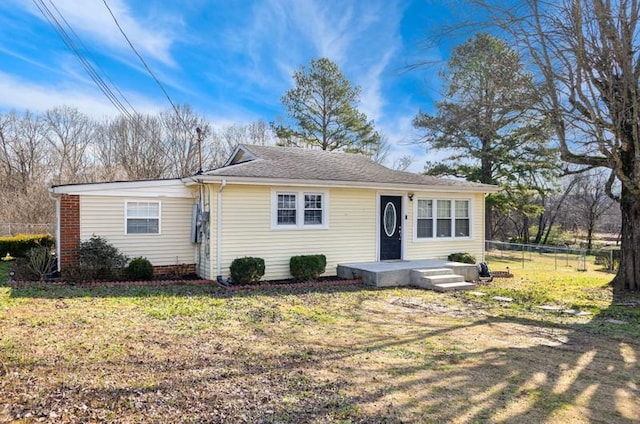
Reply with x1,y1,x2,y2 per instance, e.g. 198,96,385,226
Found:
0,223,55,236
485,240,618,272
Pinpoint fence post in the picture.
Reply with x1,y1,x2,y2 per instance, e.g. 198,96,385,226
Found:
610,249,613,272
554,247,557,270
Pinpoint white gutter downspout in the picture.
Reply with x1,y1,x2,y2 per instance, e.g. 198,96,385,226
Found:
48,191,61,272
216,180,227,281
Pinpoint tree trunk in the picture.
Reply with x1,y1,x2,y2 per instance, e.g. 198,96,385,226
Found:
533,213,545,244
521,214,530,243
611,190,640,291
485,201,493,241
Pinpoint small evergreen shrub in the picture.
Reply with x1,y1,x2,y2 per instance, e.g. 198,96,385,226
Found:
448,252,476,264
0,234,54,258
290,254,327,281
68,235,128,281
230,257,265,285
127,257,154,280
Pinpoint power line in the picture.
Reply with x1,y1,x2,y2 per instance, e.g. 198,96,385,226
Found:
32,0,137,120
46,0,138,115
33,0,190,169
101,0,192,133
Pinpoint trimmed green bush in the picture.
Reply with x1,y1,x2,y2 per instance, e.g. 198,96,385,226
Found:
0,234,54,258
290,254,327,281
448,252,476,264
127,257,154,280
68,235,128,281
230,257,265,285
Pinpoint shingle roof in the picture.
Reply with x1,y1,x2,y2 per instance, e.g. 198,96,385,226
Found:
202,144,496,191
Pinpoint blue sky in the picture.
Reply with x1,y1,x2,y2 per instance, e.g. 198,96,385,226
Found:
0,0,465,170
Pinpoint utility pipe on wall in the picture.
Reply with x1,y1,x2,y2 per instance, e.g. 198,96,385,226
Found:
216,180,227,281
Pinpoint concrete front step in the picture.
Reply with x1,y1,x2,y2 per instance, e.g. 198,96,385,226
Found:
424,274,466,284
413,268,454,277
431,281,476,292
410,267,475,292
414,274,466,288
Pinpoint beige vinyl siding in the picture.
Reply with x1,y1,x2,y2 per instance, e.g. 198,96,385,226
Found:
214,184,377,280
405,192,485,261
80,195,196,266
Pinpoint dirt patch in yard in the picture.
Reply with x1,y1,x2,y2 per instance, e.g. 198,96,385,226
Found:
0,285,638,423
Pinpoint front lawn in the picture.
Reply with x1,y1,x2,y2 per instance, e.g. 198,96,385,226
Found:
0,263,638,422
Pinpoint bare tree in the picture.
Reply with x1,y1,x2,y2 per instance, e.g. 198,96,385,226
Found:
44,106,93,184
474,0,640,291
539,175,580,245
161,105,212,178
108,114,166,180
0,110,53,225
574,171,616,250
92,120,126,181
207,120,276,169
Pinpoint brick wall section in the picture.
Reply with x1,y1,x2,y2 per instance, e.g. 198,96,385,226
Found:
153,263,196,276
59,194,80,272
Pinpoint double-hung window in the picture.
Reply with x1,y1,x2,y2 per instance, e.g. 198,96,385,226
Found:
455,200,470,237
304,194,323,225
415,198,470,240
273,190,327,229
416,199,433,238
277,193,297,225
126,201,160,234
436,200,452,237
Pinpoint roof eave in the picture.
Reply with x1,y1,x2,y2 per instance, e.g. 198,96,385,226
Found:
191,175,499,193
49,178,186,195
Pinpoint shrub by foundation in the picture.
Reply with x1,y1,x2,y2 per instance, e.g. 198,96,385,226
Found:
66,235,128,282
290,254,327,281
0,234,53,258
127,257,154,280
448,252,476,264
230,257,265,285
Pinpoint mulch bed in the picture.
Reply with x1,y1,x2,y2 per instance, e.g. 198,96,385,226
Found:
492,270,514,278
4,278,213,289
223,278,363,291
4,277,364,291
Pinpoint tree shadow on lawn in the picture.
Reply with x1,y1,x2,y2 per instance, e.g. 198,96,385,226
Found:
3,297,638,423
339,316,638,422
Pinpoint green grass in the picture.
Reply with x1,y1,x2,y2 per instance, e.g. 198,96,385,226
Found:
0,268,639,422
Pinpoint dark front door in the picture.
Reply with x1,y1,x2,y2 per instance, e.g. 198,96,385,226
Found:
380,195,402,260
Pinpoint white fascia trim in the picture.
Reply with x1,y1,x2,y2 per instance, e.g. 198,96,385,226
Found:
194,175,500,194
50,179,185,195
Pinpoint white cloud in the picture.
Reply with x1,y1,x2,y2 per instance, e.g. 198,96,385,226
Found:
0,71,162,117
17,0,177,66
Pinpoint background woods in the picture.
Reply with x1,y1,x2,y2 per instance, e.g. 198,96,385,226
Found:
0,106,275,228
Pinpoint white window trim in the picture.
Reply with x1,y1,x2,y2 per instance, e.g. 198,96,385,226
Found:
413,197,472,242
124,200,162,235
271,189,329,230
